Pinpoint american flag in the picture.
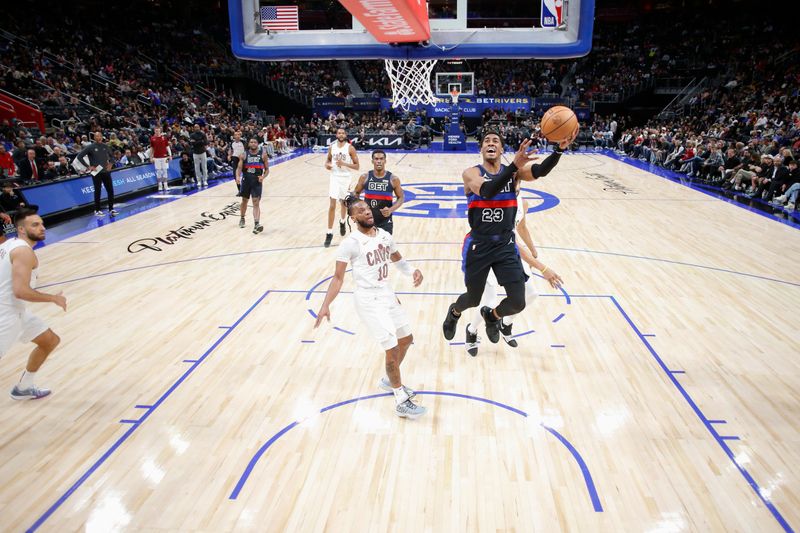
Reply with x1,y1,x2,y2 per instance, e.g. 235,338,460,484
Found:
260,5,299,31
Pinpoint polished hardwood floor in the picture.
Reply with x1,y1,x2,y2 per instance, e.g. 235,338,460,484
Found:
1,151,798,532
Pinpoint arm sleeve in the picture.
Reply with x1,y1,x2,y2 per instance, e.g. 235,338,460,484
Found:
478,162,518,198
529,149,562,179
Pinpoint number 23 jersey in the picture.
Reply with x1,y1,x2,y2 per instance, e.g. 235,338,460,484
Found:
466,164,517,236
336,228,397,291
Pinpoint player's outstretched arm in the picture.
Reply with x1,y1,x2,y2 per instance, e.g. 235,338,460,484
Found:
515,204,538,259
314,260,347,327
519,245,563,289
517,128,578,181
390,251,422,287
10,248,67,310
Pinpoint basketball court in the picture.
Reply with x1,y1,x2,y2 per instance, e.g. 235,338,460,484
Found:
1,150,798,532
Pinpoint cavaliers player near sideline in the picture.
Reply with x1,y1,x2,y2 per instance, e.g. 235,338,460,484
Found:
323,127,360,248
0,209,66,400
315,195,426,419
442,129,576,343
352,149,405,234
149,126,172,192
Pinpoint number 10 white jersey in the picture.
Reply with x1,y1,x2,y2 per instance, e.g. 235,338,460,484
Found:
336,228,397,291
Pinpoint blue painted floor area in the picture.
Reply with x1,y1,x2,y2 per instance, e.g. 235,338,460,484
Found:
600,149,800,230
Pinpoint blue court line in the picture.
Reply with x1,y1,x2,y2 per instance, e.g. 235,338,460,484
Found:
552,313,565,323
720,436,741,441
708,419,727,424
601,150,800,230
302,259,573,338
301,340,315,344
550,344,565,348
218,325,231,329
35,242,800,290
183,359,198,363
669,370,686,374
511,329,536,339
26,290,273,533
228,390,603,513
642,333,656,338
541,425,604,512
608,295,793,533
119,419,139,425
134,405,151,409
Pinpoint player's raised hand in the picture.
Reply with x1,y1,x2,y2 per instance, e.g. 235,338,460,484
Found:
512,138,537,168
412,269,423,287
559,124,579,150
314,305,330,328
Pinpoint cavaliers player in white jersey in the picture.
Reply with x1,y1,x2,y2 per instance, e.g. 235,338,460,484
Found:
323,127,360,248
0,209,66,400
465,194,563,356
315,196,426,419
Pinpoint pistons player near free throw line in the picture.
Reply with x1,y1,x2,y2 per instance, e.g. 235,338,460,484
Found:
352,149,405,234
324,127,360,248
442,129,576,344
315,195,426,419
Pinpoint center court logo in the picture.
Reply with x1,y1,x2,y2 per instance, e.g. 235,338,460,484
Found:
396,182,559,218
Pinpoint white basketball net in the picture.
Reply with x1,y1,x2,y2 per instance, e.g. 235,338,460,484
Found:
384,59,439,110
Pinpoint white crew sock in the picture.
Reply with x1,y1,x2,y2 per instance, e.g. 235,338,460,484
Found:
467,323,478,335
392,386,409,405
339,218,345,225
326,230,333,235
19,370,36,389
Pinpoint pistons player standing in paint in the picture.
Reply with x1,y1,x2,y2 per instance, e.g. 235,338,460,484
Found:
352,149,404,234
441,129,576,344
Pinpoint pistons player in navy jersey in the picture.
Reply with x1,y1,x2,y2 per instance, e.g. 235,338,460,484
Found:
352,149,405,234
235,137,269,234
442,129,576,343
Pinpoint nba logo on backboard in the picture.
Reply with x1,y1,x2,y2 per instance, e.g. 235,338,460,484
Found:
541,0,563,28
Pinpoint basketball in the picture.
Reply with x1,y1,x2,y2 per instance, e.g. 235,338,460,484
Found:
541,106,579,143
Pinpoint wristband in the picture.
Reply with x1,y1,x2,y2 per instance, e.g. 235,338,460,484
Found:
540,266,550,274
395,259,415,277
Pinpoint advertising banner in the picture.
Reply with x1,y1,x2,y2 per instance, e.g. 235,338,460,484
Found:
22,159,181,216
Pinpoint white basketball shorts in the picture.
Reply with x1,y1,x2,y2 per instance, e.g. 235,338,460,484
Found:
354,289,411,350
0,310,49,358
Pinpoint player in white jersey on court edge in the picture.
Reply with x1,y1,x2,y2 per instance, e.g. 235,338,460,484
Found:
0,209,66,399
315,195,426,419
323,127,360,247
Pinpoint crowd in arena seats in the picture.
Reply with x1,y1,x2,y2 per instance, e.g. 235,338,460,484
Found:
614,61,799,209
351,60,566,99
252,61,350,99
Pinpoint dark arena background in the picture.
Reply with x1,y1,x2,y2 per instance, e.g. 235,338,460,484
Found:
0,0,798,531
